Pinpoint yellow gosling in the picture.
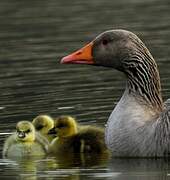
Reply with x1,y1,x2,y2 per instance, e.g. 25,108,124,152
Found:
32,115,55,142
48,115,109,155
3,121,49,158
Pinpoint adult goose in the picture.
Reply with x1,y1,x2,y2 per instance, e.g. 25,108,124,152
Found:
61,29,170,157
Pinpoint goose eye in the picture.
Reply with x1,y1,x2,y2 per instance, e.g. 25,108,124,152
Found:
102,39,108,45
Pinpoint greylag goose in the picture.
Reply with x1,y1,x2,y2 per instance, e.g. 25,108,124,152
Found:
32,115,55,142
61,29,170,157
48,115,109,155
3,121,49,158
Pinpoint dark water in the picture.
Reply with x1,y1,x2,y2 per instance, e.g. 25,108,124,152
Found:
1,0,170,179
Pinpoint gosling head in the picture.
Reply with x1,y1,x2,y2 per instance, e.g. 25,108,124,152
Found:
48,116,78,138
16,121,35,142
32,115,54,134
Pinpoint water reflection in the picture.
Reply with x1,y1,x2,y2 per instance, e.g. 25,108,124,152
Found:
1,153,110,180
2,157,170,180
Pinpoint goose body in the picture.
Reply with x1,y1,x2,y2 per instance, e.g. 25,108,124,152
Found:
61,29,170,157
3,121,49,158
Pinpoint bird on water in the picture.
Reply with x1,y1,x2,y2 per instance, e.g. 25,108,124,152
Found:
61,29,170,157
3,121,48,158
48,115,108,155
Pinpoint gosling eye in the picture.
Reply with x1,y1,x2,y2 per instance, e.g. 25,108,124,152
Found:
25,129,31,133
56,124,66,129
36,125,44,130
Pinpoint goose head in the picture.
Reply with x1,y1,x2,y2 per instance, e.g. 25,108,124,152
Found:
61,29,163,112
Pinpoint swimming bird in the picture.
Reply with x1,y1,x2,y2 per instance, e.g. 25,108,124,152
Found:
48,115,108,155
3,121,49,158
32,115,55,142
61,29,170,157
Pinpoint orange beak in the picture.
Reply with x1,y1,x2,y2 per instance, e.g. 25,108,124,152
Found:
61,42,94,64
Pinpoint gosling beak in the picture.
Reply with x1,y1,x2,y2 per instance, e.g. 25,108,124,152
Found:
17,131,25,138
61,42,94,64
48,127,56,135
